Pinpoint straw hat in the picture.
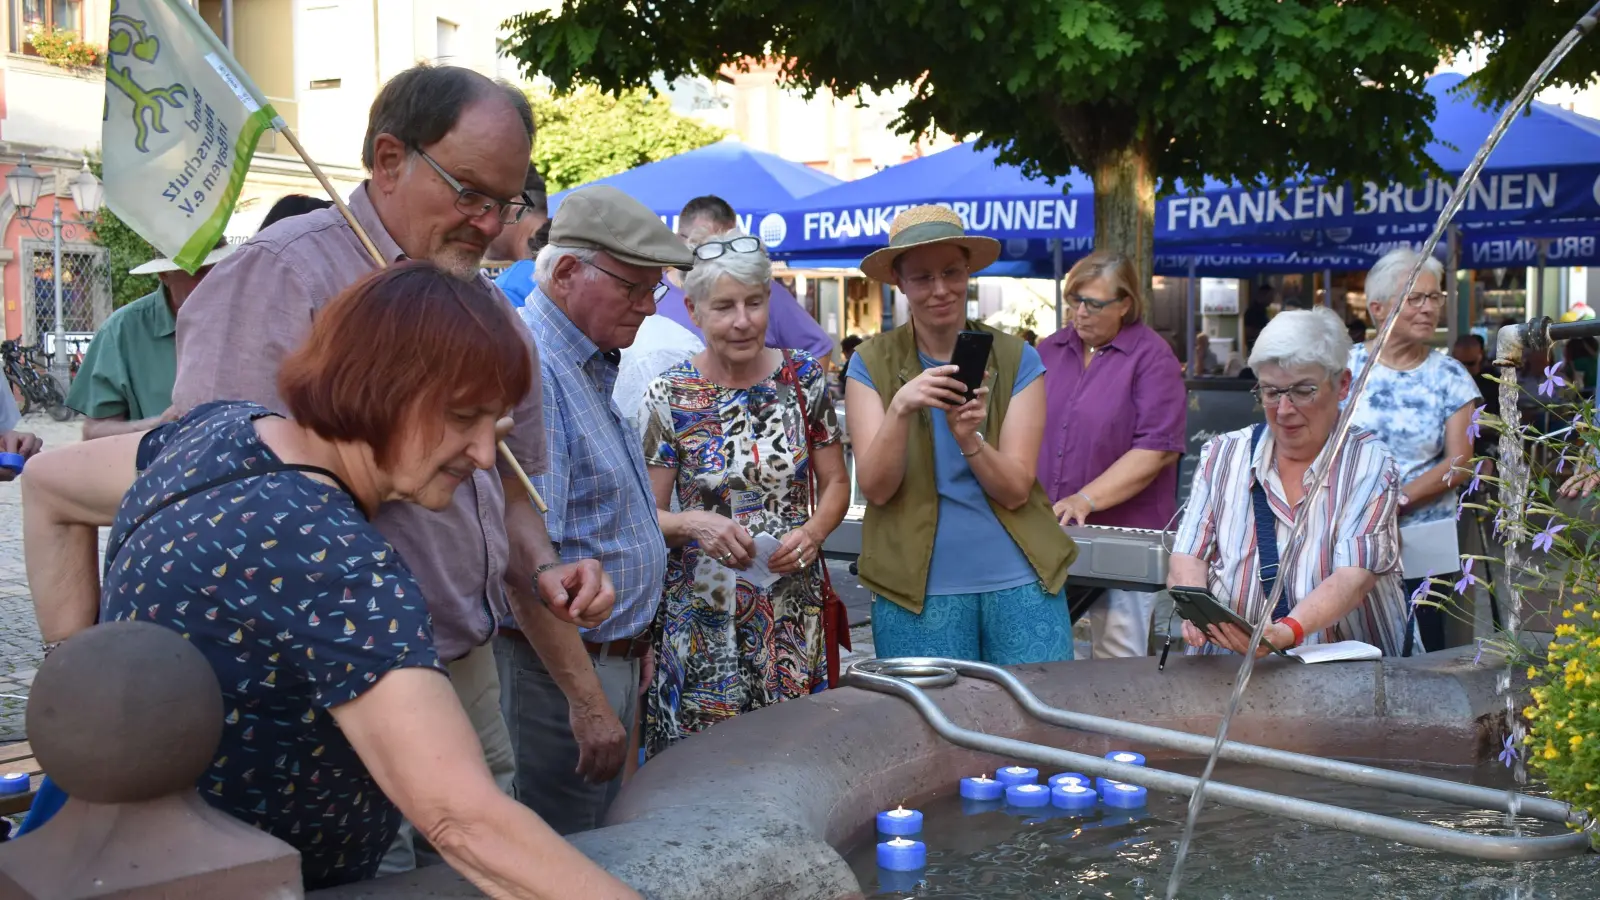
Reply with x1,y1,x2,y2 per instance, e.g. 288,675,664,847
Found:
129,244,235,275
859,205,1001,284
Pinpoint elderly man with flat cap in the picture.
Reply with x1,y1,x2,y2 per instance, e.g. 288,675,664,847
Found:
498,185,693,833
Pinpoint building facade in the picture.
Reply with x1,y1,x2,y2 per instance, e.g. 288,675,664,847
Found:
1,0,539,341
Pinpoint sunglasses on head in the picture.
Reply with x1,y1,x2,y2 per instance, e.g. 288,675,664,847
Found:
694,236,764,261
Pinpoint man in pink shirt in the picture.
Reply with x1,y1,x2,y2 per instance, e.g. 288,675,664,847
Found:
172,64,620,874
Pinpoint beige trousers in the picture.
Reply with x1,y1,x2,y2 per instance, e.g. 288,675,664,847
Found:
377,642,516,874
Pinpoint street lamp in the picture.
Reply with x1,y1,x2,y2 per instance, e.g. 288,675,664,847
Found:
6,155,103,387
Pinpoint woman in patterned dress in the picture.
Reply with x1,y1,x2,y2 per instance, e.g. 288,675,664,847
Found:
21,264,634,899
641,231,850,758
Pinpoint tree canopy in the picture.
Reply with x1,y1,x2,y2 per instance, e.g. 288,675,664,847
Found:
502,1,1599,280
529,86,727,192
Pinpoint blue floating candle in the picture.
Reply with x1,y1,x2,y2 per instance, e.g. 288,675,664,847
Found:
994,765,1038,787
875,805,923,836
878,867,924,893
876,836,927,871
0,773,27,795
1047,771,1091,790
1105,750,1146,767
1096,776,1122,797
959,775,1004,801
1104,782,1149,809
1005,782,1050,807
1051,782,1097,812
0,453,24,475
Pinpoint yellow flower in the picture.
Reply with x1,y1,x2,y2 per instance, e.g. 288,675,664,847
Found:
1529,666,1539,679
1565,609,1577,619
1570,734,1583,749
1545,744,1561,760
1575,602,1589,613
1557,624,1578,637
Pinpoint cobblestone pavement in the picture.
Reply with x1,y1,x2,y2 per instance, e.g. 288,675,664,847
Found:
0,413,85,741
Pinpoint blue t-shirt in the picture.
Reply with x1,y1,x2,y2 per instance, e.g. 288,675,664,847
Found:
494,259,536,308
1342,345,1481,525
102,402,445,890
846,346,1046,595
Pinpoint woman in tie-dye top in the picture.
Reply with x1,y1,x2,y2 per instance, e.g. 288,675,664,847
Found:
22,264,636,899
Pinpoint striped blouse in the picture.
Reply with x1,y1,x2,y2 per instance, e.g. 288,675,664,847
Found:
1173,424,1414,656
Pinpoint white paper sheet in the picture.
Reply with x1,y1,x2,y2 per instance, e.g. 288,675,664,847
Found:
1399,516,1461,579
1287,640,1382,664
742,533,785,589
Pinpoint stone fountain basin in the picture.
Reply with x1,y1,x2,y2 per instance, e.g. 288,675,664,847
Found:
314,647,1500,900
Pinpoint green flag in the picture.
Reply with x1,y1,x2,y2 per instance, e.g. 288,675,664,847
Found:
101,0,277,274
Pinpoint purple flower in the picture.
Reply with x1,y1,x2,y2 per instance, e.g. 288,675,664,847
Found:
1498,734,1519,768
1493,510,1508,539
1473,639,1484,666
1532,520,1566,554
1468,406,1483,441
1557,454,1567,475
1540,363,1567,397
1409,575,1434,608
1465,460,1485,495
1454,560,1477,594
1455,495,1465,521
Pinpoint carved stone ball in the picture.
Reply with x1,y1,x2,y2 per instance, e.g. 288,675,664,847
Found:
27,620,223,804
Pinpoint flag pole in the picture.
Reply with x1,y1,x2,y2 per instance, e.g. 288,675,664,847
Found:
272,119,549,514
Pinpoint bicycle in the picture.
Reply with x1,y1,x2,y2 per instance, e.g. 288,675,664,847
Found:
3,340,72,421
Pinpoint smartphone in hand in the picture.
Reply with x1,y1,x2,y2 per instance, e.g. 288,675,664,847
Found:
949,330,994,401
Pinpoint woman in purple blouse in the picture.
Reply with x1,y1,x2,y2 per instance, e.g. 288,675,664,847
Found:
1036,251,1187,658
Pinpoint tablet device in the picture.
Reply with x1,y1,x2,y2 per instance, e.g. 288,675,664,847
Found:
1169,585,1288,656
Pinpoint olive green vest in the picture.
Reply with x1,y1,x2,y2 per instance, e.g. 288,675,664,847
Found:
856,321,1077,614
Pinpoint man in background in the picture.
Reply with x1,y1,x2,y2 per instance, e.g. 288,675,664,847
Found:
492,166,551,307
657,195,834,361
66,242,232,440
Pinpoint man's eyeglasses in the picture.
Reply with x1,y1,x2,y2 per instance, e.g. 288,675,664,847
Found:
583,258,669,303
1401,291,1447,309
902,266,968,291
1251,383,1321,407
1066,293,1123,312
414,148,536,225
694,236,763,261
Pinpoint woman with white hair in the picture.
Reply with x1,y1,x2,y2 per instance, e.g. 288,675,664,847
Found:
1169,307,1413,657
639,231,850,758
1343,248,1478,653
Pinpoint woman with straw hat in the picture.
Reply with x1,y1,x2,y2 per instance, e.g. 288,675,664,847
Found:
843,205,1077,663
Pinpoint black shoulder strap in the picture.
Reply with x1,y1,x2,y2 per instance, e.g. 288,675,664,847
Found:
107,463,356,565
1248,423,1290,620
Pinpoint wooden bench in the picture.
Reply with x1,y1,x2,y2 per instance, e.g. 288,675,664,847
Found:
0,743,41,817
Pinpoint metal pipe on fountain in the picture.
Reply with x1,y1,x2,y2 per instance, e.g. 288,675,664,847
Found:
1495,316,1600,371
845,659,1593,862
849,657,1582,825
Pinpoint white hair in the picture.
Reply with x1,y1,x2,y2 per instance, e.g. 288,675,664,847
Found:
1364,247,1445,307
682,229,771,304
533,243,598,286
1247,306,1351,381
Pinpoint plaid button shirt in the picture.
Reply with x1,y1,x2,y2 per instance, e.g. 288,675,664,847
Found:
519,287,667,643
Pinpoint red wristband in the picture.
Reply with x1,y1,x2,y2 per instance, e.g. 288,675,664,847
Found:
1278,615,1305,647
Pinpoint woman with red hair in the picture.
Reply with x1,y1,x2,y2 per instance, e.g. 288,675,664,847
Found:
22,263,635,899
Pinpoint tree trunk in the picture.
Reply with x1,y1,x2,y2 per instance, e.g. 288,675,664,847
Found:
1089,139,1156,291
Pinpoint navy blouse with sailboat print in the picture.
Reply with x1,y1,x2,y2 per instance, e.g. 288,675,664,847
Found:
100,401,445,889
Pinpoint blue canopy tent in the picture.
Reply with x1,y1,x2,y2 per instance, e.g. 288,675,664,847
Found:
547,141,843,233
767,74,1600,261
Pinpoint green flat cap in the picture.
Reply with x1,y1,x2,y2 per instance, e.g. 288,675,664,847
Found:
550,185,696,270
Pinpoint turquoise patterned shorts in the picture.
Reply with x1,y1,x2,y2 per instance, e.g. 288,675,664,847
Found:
870,581,1074,665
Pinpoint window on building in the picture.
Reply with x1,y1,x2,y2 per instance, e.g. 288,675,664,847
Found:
13,0,82,54
435,18,458,64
